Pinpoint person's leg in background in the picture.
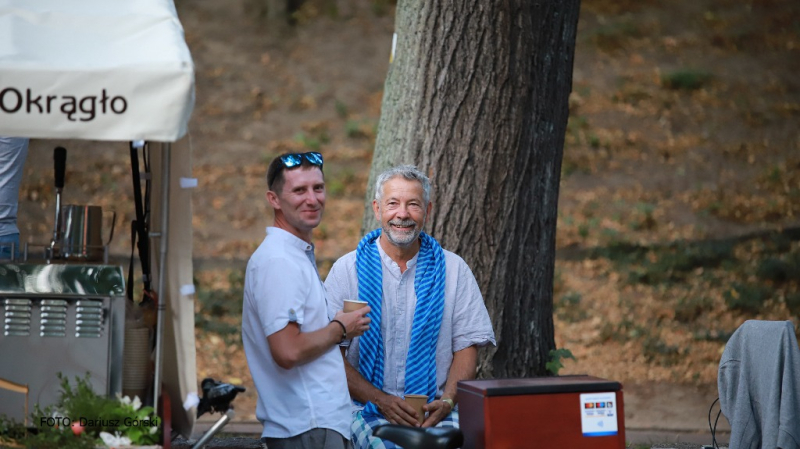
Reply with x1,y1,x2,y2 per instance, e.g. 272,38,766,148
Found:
0,137,30,260
0,233,21,260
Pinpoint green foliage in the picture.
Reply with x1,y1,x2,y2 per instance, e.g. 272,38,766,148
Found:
786,292,800,315
612,85,651,106
334,99,348,118
0,415,29,448
566,115,590,139
693,328,734,342
0,373,160,449
294,130,329,151
555,291,587,322
642,334,682,366
552,268,565,295
723,282,770,314
562,114,596,176
370,0,395,17
600,227,622,243
586,231,797,324
674,295,714,323
327,179,346,196
56,374,160,446
592,240,734,285
661,69,712,90
326,168,358,197
18,424,97,449
576,217,600,241
344,119,375,140
546,348,576,375
196,271,244,318
578,222,590,239
630,444,651,449
756,254,800,283
629,202,657,231
600,318,647,343
590,19,642,51
195,270,245,343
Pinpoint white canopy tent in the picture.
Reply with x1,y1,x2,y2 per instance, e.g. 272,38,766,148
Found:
0,0,197,438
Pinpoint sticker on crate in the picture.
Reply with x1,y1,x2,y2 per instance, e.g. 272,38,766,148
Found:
579,392,619,437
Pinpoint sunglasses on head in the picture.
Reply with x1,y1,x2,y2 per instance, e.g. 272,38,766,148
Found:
268,152,324,189
280,151,323,168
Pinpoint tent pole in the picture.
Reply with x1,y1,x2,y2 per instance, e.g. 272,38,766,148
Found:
153,142,170,409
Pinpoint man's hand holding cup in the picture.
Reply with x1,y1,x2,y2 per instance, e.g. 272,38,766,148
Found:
334,299,371,341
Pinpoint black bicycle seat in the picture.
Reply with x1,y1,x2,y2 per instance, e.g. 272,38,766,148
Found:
372,424,463,449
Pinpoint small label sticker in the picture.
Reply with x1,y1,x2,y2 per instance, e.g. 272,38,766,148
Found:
180,177,198,188
288,308,298,322
390,33,397,63
183,392,199,410
580,392,618,437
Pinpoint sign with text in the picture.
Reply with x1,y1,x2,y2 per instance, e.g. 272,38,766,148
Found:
0,0,194,142
580,392,619,437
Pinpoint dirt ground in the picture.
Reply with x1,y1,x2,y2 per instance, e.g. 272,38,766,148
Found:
16,0,799,439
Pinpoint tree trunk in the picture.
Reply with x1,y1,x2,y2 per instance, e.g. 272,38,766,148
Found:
362,0,580,378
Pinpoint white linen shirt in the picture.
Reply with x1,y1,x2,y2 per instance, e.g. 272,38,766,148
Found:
242,227,351,439
324,237,496,408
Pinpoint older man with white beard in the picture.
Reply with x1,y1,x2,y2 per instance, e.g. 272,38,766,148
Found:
324,165,496,449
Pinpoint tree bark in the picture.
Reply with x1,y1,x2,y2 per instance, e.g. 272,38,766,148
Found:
363,1,580,377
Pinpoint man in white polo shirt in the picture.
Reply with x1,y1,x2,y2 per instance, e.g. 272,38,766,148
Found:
242,152,371,449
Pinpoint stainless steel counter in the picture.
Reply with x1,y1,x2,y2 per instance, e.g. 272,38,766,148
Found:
0,263,126,421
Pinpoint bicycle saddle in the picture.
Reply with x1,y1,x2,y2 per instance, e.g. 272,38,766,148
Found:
372,424,464,449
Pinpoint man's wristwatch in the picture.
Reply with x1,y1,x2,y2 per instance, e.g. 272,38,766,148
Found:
442,398,455,410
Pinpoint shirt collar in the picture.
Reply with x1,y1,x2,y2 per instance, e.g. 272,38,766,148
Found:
266,226,315,252
376,236,419,272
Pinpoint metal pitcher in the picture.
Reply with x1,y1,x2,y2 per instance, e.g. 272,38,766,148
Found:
60,205,116,261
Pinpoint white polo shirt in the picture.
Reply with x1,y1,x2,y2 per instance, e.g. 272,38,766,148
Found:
242,227,351,439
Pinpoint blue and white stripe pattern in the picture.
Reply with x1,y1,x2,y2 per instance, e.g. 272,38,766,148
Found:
356,228,386,417
356,228,446,418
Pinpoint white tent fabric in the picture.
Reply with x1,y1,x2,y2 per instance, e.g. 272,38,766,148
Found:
0,0,197,438
152,140,197,438
0,0,194,141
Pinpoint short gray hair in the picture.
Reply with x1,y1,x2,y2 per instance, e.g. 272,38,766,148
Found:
374,165,431,206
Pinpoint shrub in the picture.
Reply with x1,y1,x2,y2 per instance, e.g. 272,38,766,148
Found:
661,70,712,90
723,282,770,314
785,292,800,315
555,291,587,322
195,271,245,343
642,335,682,366
756,255,800,283
591,20,642,51
0,373,160,449
675,295,714,323
546,348,576,375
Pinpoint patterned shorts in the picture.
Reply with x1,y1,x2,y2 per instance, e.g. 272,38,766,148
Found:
351,409,459,449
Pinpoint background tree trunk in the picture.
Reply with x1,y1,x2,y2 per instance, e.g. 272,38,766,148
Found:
362,0,581,378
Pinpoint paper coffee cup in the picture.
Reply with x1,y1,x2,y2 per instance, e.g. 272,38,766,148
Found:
404,394,428,424
343,299,369,313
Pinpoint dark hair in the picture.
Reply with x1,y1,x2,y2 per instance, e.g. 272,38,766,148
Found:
267,153,324,193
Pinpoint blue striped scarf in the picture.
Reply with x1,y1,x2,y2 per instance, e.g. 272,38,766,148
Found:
356,228,446,418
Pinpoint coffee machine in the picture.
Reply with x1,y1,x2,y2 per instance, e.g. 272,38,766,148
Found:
0,147,126,422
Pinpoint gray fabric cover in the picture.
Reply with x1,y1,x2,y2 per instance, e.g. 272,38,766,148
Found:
718,320,800,449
